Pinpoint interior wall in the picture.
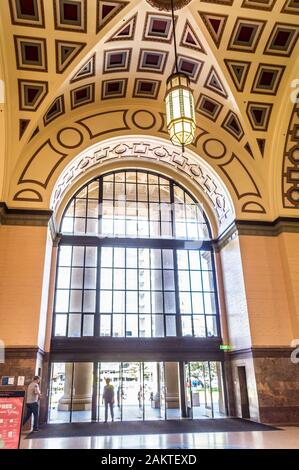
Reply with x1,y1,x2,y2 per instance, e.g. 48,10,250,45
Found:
239,235,294,346
0,224,49,347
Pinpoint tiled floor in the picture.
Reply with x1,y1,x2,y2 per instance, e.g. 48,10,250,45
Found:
21,426,299,449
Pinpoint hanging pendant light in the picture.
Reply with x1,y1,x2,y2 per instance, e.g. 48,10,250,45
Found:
165,0,196,149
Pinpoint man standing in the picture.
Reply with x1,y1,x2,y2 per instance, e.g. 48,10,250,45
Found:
22,376,41,432
102,378,114,423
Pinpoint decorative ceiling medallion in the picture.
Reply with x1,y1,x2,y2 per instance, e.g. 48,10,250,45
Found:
30,126,39,141
143,13,175,43
70,54,96,83
106,14,137,42
103,48,132,73
133,79,161,99
196,94,223,122
55,40,86,73
174,55,203,82
9,0,45,28
101,78,128,99
145,0,192,11
281,0,299,15
264,23,299,57
241,0,276,10
228,18,266,53
44,95,65,126
224,59,251,92
19,119,30,139
222,111,244,141
14,35,47,72
251,64,286,95
18,79,48,111
244,142,254,158
137,49,169,74
70,83,95,109
204,66,228,98
96,1,129,33
198,12,228,48
246,102,273,131
53,0,87,33
180,20,206,53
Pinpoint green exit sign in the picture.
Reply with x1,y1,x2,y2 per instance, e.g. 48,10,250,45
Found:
220,344,233,351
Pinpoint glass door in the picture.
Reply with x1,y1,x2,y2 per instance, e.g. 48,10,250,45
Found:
97,362,121,422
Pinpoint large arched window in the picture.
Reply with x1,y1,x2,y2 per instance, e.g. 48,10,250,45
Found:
54,170,220,339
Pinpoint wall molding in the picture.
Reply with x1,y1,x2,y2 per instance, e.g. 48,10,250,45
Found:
226,346,294,360
0,202,52,227
2,346,46,359
216,217,299,251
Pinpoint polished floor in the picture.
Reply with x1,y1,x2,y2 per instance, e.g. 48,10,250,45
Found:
21,426,299,449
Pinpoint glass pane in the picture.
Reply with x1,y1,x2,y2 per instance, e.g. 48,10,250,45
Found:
139,249,150,268
193,315,206,337
200,251,213,270
83,290,96,312
70,290,82,312
151,270,162,290
68,314,81,337
114,248,125,267
55,315,67,336
55,290,69,312
206,316,218,337
72,247,84,266
57,267,71,289
100,269,112,289
114,269,125,290
84,268,97,289
139,315,151,337
139,292,151,313
139,269,150,291
202,271,215,291
178,271,190,291
163,270,175,291
71,268,83,289
101,248,113,267
74,218,86,234
182,315,192,336
162,250,173,268
189,250,200,270
152,292,163,313
100,291,112,313
83,315,94,336
100,315,111,336
166,316,176,336
179,292,192,313
126,291,138,313
113,314,125,337
151,250,161,268
85,247,97,267
126,249,137,268
164,292,176,313
192,293,204,314
86,218,98,234
204,293,216,314
113,291,125,313
59,246,72,266
152,315,164,337
177,250,188,269
190,271,202,292
126,270,137,290
126,315,138,337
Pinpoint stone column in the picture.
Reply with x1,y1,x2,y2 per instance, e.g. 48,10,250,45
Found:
58,363,93,411
164,362,180,409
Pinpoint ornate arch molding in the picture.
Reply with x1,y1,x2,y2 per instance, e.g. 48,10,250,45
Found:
51,136,235,236
10,106,266,220
282,101,299,211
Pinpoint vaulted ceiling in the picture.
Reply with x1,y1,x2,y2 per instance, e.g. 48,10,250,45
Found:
0,0,298,222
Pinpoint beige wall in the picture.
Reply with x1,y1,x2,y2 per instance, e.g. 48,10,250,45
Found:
0,225,50,348
220,236,252,350
239,235,294,346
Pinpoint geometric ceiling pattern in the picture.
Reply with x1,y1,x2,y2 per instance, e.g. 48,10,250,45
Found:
1,0,299,218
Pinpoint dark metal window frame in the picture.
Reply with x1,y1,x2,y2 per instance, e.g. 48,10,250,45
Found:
52,170,221,340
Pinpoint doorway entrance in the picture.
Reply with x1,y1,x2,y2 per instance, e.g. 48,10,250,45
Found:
48,361,226,423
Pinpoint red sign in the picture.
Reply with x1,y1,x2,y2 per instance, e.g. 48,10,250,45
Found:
0,392,25,450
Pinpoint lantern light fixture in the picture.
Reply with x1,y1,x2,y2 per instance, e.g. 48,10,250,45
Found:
165,0,196,150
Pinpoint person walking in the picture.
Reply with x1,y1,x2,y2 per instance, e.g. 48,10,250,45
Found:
22,376,41,432
102,378,115,423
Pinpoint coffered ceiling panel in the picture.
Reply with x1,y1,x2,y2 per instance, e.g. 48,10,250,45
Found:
0,0,298,221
